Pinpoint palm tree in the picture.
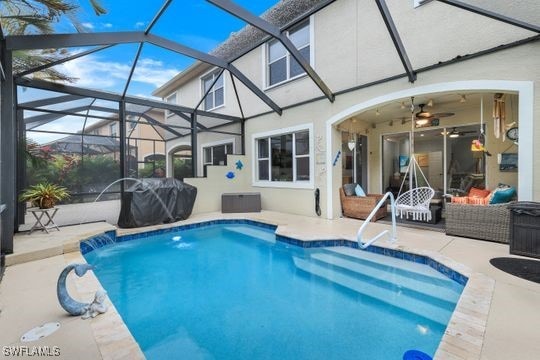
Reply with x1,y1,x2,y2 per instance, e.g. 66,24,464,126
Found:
0,0,107,81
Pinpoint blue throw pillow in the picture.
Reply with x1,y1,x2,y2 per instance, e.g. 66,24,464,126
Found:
343,183,357,196
489,187,516,204
355,184,366,197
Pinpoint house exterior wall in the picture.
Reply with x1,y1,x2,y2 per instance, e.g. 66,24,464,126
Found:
165,122,242,177
156,0,539,218
85,111,166,165
128,122,165,163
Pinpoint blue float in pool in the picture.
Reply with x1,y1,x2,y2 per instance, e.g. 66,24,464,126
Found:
403,350,432,360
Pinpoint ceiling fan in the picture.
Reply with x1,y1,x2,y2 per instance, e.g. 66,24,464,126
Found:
441,127,477,138
415,104,455,125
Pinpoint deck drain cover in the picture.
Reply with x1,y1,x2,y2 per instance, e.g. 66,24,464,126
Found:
21,322,60,342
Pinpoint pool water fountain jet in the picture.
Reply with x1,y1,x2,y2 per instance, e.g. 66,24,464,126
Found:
79,177,174,225
81,233,116,252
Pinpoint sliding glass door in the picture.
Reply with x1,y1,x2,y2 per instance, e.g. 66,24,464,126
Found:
382,125,485,196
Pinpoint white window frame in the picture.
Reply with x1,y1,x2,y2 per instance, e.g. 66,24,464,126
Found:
109,123,117,137
164,92,177,118
200,138,235,175
252,123,314,189
263,17,314,90
200,69,225,111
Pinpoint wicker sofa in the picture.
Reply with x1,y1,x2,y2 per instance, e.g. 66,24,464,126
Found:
340,187,387,221
445,202,512,243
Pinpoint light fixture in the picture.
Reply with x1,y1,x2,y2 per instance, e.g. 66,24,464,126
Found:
347,120,356,151
415,118,429,126
416,104,432,119
460,94,467,103
449,127,460,138
375,109,380,116
427,99,434,107
440,130,449,136
400,101,406,109
420,133,425,137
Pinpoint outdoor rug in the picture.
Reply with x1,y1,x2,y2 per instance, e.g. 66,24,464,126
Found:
490,257,540,284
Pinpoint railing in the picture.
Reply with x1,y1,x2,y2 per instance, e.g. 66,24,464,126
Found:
357,192,397,249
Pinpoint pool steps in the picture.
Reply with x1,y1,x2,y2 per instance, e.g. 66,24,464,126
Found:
323,247,456,286
309,251,461,304
223,226,276,244
293,250,463,326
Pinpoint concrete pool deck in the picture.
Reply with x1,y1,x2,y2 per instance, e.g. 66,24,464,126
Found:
1,211,539,359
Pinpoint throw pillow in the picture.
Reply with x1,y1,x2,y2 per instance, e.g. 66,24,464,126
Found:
355,184,366,197
489,187,516,204
468,187,491,199
451,196,469,204
343,183,356,196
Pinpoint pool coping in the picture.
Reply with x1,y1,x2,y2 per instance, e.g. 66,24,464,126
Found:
57,251,146,359
80,217,493,360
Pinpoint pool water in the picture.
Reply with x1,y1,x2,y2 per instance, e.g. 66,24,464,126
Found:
84,224,464,359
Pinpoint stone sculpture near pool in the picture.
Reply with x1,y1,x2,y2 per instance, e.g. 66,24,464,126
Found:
57,263,108,319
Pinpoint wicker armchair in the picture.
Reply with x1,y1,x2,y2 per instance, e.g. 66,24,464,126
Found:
340,187,387,221
445,202,513,243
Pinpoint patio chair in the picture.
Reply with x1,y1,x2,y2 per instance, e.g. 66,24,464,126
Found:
395,187,435,221
339,187,387,221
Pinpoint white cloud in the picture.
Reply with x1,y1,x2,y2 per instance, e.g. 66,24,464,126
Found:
133,93,161,100
56,54,180,91
134,21,146,29
102,23,113,29
82,22,95,29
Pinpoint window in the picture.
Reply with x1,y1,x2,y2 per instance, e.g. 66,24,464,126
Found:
202,142,233,176
165,93,177,117
256,127,311,184
127,116,137,130
201,71,224,111
266,20,311,87
109,123,117,137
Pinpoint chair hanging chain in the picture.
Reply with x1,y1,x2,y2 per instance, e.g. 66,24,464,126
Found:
397,96,432,200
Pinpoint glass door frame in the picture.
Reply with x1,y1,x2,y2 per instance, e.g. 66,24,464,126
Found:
341,132,368,189
380,122,483,195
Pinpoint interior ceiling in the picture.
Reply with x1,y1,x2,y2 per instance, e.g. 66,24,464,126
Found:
350,92,493,125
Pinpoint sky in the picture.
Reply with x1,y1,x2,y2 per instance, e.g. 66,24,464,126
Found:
52,0,280,97
18,0,280,143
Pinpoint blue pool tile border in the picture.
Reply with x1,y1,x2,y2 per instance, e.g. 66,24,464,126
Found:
80,219,467,286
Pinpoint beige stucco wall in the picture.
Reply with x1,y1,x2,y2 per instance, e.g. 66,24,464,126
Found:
244,43,539,219
165,122,242,177
158,0,537,117
184,155,250,214
160,0,538,218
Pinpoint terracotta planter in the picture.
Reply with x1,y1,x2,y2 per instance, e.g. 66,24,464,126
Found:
40,198,55,209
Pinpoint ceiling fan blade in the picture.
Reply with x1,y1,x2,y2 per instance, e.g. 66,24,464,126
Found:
432,112,455,118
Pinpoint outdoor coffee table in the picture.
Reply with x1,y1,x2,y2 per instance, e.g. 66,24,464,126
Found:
28,207,60,234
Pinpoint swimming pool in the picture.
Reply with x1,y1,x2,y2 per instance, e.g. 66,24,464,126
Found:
83,222,465,359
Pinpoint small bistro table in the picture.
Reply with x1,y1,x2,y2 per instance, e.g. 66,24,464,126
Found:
28,207,60,234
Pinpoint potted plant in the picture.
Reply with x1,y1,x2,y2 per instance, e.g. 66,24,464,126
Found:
20,183,70,209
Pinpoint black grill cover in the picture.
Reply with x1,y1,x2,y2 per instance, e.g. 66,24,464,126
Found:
117,178,197,228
